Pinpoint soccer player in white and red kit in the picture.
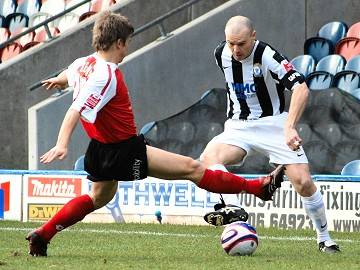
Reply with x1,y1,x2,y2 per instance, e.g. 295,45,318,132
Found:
26,11,283,256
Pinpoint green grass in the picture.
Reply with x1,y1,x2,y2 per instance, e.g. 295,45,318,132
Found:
0,221,359,270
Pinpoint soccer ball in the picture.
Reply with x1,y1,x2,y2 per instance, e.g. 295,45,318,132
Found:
220,221,258,256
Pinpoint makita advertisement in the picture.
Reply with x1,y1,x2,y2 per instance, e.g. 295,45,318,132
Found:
0,175,22,220
22,175,87,222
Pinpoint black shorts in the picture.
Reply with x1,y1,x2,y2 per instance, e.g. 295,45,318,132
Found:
84,135,148,182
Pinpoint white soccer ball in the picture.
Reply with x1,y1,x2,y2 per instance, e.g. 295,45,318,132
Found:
220,221,258,256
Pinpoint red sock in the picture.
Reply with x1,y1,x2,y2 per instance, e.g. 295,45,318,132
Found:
38,194,94,242
197,169,264,195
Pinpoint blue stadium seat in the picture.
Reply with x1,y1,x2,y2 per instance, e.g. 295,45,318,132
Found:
0,0,17,18
306,72,333,90
318,21,348,48
290,55,315,77
334,141,360,173
0,15,5,27
345,55,360,73
341,160,360,175
74,155,85,170
304,37,334,63
350,88,360,100
333,71,360,93
16,0,41,18
139,121,155,135
315,54,345,75
5,12,29,33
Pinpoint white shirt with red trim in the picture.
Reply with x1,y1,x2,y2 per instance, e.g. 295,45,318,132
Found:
67,53,137,143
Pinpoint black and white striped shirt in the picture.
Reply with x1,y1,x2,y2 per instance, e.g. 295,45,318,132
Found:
214,40,305,120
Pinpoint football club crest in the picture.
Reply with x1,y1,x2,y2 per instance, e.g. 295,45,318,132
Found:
253,63,262,77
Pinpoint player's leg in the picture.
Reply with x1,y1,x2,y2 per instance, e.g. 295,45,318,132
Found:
146,145,283,199
285,163,340,253
26,181,117,256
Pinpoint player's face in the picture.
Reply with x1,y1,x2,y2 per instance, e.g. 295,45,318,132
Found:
226,29,256,61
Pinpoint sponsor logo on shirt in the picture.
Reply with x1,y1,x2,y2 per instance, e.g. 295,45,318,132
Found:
282,60,294,72
231,82,256,100
85,93,102,109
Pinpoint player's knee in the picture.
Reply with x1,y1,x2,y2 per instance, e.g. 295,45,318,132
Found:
292,176,316,196
183,157,203,177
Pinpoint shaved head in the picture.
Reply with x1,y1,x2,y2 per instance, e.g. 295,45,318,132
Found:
225,16,254,36
224,16,256,61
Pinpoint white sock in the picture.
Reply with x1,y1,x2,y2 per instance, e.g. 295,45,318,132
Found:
301,189,331,243
208,164,228,172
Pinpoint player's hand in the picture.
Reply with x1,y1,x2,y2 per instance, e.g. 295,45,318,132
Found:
41,77,67,90
40,146,68,164
285,127,302,151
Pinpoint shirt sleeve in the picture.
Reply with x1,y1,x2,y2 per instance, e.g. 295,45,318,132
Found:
70,64,116,123
264,47,305,91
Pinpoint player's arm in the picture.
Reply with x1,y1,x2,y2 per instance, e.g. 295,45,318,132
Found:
285,82,309,150
265,48,308,151
40,108,80,163
41,69,69,90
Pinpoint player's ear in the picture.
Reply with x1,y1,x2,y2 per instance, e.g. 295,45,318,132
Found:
251,30,256,40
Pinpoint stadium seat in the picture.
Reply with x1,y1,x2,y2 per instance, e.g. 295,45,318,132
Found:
303,140,334,174
29,12,53,28
182,139,207,159
341,160,360,175
350,88,360,100
346,21,360,39
0,42,22,62
166,121,195,144
306,72,333,90
54,12,79,32
304,37,333,63
65,0,91,17
40,0,65,16
312,123,342,147
0,15,5,27
345,55,360,73
0,0,17,18
79,0,116,21
333,71,360,93
142,121,168,145
10,27,35,47
296,123,315,143
139,121,155,135
5,12,29,34
335,37,360,61
0,27,10,43
318,21,348,48
16,0,42,18
157,139,184,155
290,55,315,77
74,155,85,170
333,141,360,173
315,54,345,75
34,26,60,42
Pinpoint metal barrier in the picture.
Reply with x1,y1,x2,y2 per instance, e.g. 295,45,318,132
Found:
28,0,204,91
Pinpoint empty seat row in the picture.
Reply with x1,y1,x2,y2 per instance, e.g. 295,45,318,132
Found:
304,21,360,62
0,26,60,63
291,54,360,94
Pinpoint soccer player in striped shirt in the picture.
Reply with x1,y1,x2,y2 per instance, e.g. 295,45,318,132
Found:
200,16,339,253
25,11,284,256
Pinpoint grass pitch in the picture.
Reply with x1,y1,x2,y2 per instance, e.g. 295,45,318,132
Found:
0,220,359,270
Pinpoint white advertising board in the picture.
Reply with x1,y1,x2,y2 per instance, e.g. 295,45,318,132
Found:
0,175,22,221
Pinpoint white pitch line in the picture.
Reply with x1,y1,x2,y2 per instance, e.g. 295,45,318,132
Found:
0,227,358,243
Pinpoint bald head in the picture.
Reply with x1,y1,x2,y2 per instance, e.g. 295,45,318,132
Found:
225,16,254,36
224,16,256,61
